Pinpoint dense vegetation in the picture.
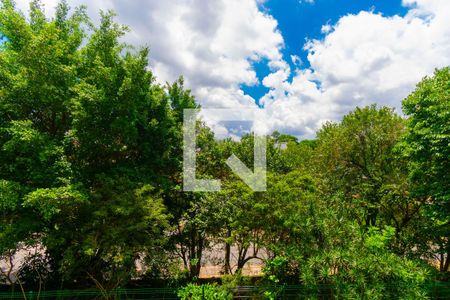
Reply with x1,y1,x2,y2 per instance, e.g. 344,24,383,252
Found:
0,1,449,298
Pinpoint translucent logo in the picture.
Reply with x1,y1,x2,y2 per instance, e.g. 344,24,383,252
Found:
183,109,266,192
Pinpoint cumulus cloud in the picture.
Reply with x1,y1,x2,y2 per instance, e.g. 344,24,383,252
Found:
13,0,450,139
320,24,332,34
259,0,450,138
15,0,284,111
290,54,302,66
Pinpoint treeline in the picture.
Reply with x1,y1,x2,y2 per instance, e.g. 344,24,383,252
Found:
0,1,449,298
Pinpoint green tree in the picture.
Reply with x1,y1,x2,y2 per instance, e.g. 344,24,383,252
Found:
167,122,222,280
314,106,433,260
0,1,176,287
210,178,265,274
261,106,434,297
401,67,450,273
315,106,415,230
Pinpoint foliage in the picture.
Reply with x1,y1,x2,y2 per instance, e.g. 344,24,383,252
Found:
0,0,176,287
300,226,431,299
177,283,232,300
401,67,450,273
0,0,448,294
261,104,441,298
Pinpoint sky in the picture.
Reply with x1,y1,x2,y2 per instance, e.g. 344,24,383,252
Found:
12,0,450,139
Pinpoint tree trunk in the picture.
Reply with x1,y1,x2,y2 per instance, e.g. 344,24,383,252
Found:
188,228,203,279
224,228,232,274
236,246,248,272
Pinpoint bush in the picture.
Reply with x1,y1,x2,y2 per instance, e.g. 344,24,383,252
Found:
177,283,232,300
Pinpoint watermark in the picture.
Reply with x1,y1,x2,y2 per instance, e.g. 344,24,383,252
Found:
183,109,266,192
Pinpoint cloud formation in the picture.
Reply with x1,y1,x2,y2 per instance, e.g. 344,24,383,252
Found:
14,0,450,139
260,0,450,137
16,0,284,109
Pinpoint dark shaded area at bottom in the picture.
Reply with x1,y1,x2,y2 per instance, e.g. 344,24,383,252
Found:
0,282,449,300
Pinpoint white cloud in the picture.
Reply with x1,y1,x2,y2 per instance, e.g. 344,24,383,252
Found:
258,0,450,138
13,0,450,139
320,24,332,34
290,54,302,66
14,0,284,110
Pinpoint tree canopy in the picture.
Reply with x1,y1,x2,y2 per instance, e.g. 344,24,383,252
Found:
0,1,448,298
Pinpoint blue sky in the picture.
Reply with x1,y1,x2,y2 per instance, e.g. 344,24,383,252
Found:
243,0,409,102
0,33,9,46
11,0,450,138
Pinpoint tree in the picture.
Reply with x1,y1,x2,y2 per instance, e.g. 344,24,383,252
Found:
167,121,222,280
315,106,414,229
298,225,431,299
401,67,450,273
279,139,317,172
0,0,446,293
210,177,265,274
0,1,176,287
313,106,434,260
260,106,434,297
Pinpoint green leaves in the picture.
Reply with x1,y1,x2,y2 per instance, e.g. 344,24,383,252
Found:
401,67,450,273
260,103,440,293
402,68,450,210
178,283,232,300
364,226,395,250
0,0,447,291
0,179,21,211
23,184,87,222
315,105,410,229
0,2,179,286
